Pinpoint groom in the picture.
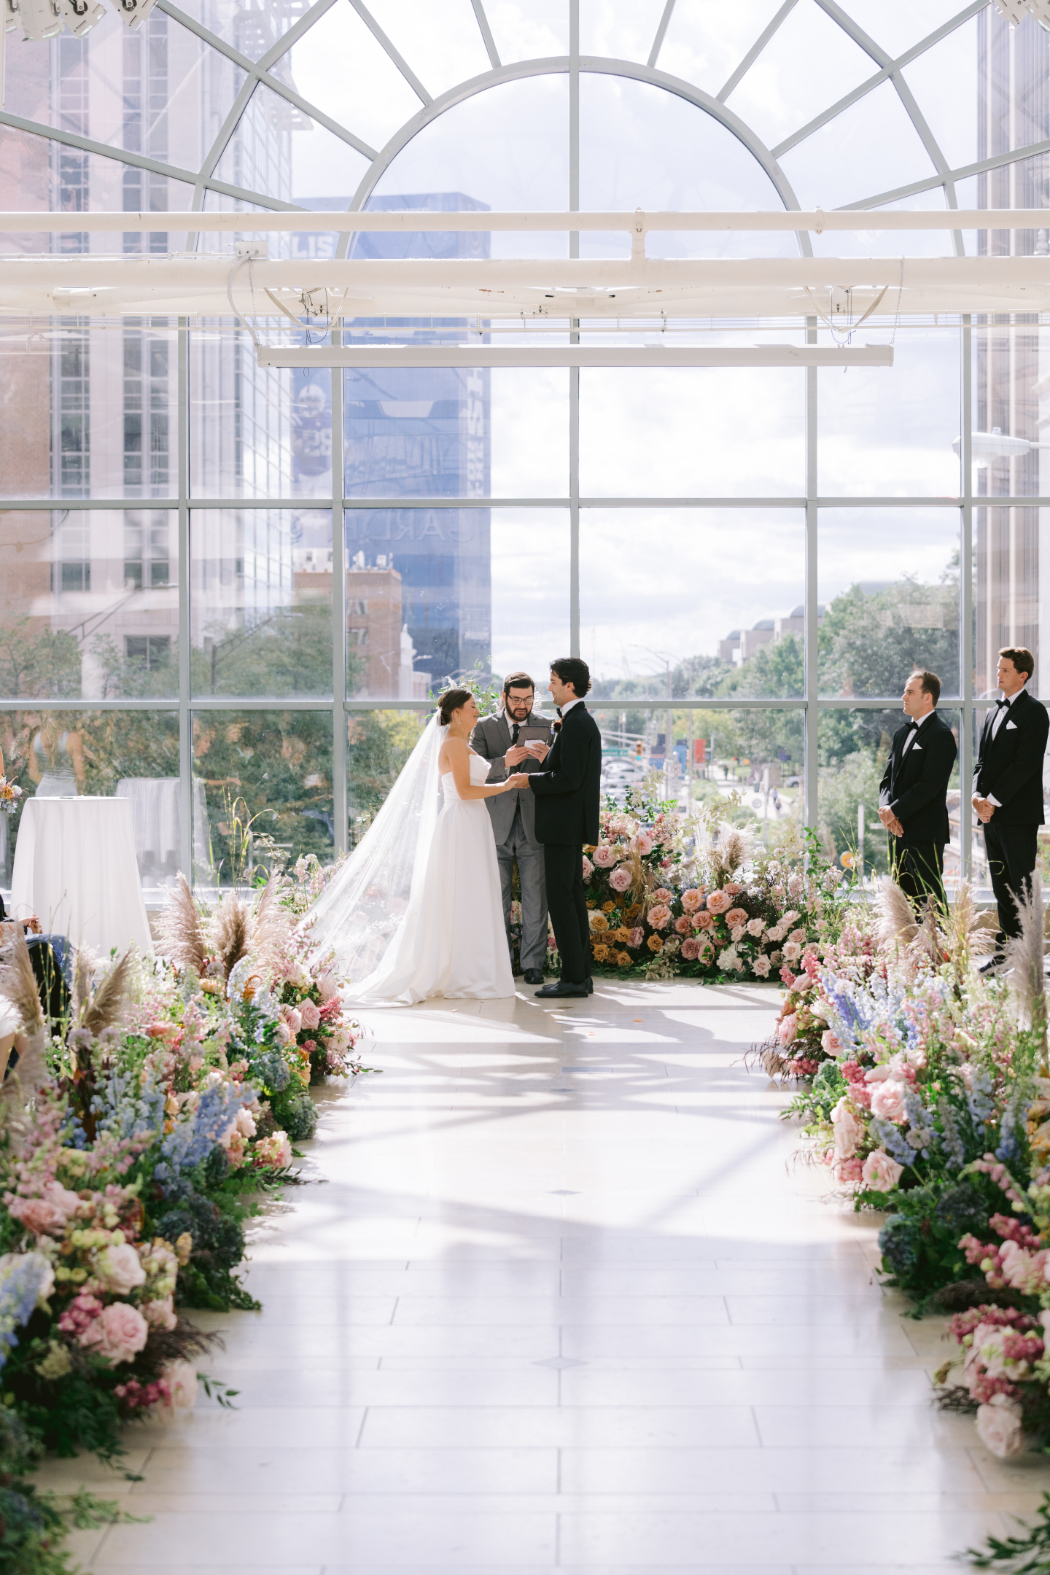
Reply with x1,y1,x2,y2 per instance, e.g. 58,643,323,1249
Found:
527,657,602,999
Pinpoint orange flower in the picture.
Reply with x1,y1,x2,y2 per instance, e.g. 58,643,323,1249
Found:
602,900,616,913
626,903,643,921
592,943,610,962
647,935,663,953
589,912,609,934
611,927,631,944
616,951,632,967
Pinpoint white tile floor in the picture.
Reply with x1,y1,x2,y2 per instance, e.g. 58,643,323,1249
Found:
46,979,1050,1572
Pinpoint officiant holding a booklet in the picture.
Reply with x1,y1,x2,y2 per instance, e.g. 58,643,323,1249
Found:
471,672,554,985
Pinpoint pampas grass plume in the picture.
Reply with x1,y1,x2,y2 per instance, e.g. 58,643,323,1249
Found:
1004,872,1048,1063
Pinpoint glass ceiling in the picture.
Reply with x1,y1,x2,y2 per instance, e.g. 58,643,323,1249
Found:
0,0,1021,244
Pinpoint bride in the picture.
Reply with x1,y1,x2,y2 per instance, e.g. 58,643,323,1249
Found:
306,688,530,1005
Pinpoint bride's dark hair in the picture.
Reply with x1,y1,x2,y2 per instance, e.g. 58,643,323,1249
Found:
437,687,473,727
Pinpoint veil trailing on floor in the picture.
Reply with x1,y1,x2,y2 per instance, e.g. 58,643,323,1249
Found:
304,713,446,984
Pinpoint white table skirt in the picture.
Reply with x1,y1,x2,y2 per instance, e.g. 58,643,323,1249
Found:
114,777,210,880
10,797,152,956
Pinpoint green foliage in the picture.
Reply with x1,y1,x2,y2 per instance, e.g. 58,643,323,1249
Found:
873,1176,998,1304
818,749,889,876
0,1405,128,1574
962,1492,1050,1571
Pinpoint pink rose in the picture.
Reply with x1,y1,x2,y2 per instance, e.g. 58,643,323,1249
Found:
581,855,594,880
725,883,744,896
706,890,731,913
629,832,653,855
609,868,632,893
282,1006,302,1035
142,1297,178,1331
674,915,693,935
680,937,700,960
777,1012,798,1045
830,1098,863,1159
651,888,673,903
681,889,704,912
976,1397,1025,1459
725,907,749,929
300,1000,321,1031
647,904,672,931
97,1243,147,1296
782,941,802,961
627,927,644,948
79,1301,149,1367
9,1198,67,1238
746,918,766,937
317,972,339,1003
869,1080,907,1123
861,1150,904,1190
833,1156,864,1184
593,845,617,868
821,1029,843,1056
693,910,714,931
751,954,771,978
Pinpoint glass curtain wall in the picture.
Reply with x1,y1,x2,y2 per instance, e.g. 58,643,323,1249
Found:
0,1,1047,898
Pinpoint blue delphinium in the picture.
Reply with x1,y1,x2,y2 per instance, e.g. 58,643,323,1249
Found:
153,1079,257,1183
966,1066,997,1130
869,1115,915,1169
937,1100,968,1171
0,1254,52,1371
901,1086,939,1160
93,1065,165,1145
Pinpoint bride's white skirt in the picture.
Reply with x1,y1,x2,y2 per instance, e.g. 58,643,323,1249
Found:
347,796,514,1005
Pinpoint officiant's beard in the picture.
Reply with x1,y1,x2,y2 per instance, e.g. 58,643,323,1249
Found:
505,693,533,722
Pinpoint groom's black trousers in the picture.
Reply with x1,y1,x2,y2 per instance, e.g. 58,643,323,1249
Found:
543,842,590,984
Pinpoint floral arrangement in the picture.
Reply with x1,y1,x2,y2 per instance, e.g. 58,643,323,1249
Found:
0,775,22,815
760,869,1050,1568
0,855,366,1485
582,789,847,982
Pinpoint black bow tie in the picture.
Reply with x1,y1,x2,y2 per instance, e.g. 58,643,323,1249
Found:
997,697,1011,707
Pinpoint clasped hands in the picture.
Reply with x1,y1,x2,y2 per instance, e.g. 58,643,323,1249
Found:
504,741,549,769
972,795,996,825
877,805,904,839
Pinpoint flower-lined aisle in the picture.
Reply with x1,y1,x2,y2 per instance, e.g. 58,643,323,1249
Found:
760,875,1050,1570
0,859,362,1572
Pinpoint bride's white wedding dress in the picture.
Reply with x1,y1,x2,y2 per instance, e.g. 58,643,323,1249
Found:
305,721,514,1006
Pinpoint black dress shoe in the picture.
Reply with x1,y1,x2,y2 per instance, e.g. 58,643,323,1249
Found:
585,976,593,994
534,980,589,998
523,968,544,985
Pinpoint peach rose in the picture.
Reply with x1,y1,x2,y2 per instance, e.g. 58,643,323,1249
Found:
627,927,644,948
706,890,731,913
651,888,673,903
581,855,594,879
629,832,654,855
725,907,749,929
680,889,704,912
647,904,672,931
693,910,714,931
725,883,744,896
821,1029,843,1056
681,937,700,960
746,918,766,937
674,914,693,935
751,954,771,978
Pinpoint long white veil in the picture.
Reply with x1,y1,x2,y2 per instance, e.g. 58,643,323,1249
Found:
304,713,447,983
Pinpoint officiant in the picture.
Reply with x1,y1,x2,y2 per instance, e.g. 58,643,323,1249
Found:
471,672,552,985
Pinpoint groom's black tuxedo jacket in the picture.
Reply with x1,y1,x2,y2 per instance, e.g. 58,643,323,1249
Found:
973,687,1049,826
878,710,956,847
528,701,602,845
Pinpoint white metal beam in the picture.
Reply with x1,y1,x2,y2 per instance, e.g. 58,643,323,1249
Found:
255,345,895,368
0,209,1049,234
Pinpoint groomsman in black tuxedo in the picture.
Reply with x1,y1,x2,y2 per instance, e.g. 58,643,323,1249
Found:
973,646,1050,968
878,668,958,911
527,657,602,999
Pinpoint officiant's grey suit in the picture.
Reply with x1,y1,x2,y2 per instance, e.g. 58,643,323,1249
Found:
471,709,552,973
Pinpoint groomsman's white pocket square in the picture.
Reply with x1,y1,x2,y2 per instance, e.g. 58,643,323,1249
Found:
912,745,922,752
1006,720,1018,730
